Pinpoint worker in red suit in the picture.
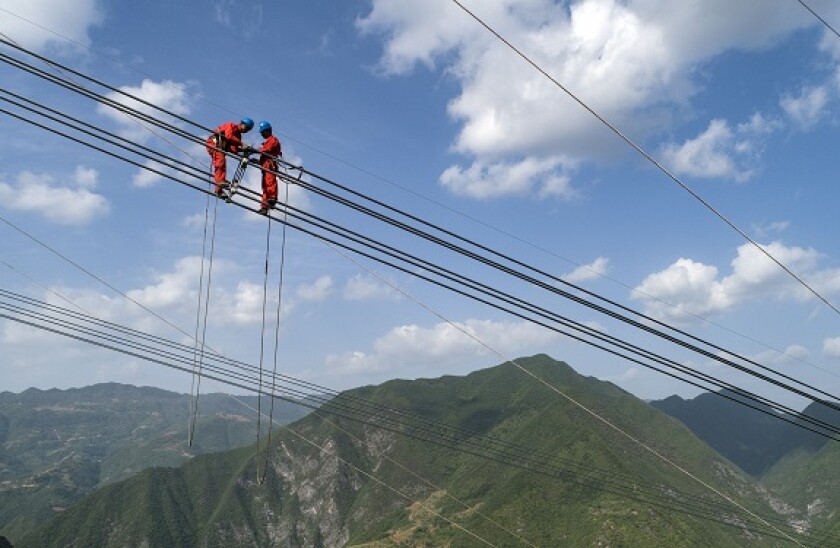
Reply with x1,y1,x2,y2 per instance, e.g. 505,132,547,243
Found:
256,120,282,215
206,117,254,197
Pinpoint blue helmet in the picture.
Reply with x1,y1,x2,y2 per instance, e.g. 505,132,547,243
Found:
258,121,272,133
240,117,254,131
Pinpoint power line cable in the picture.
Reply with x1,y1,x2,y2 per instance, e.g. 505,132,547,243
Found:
229,397,495,548
2,102,837,440
0,293,702,526
7,99,840,451
11,174,812,536
7,281,835,497
321,242,806,545
1,264,720,504
0,5,731,383
0,269,528,546
226,176,840,433
0,60,828,540
272,162,840,409
0,36,208,133
8,113,812,528
0,44,833,414
0,50,256,185
0,122,824,548
4,10,840,390
298,406,538,547
0,50,201,146
0,289,817,542
796,0,840,39
0,299,500,546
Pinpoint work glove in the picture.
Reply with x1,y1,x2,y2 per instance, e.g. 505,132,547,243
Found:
241,145,255,155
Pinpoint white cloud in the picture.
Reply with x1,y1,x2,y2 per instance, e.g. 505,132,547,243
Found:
359,0,823,197
632,241,834,323
564,256,609,283
1,253,303,393
213,0,233,26
779,344,809,362
440,156,578,200
38,256,280,332
130,140,211,190
600,367,640,384
659,114,779,182
124,256,206,315
581,320,607,334
751,220,790,238
131,161,166,188
725,241,823,300
745,344,810,368
0,169,109,225
343,274,399,301
824,337,840,358
228,281,266,325
632,258,726,321
661,120,738,179
325,351,388,376
296,275,334,302
356,2,464,75
0,0,102,52
121,257,280,328
182,213,208,230
326,318,561,376
212,0,264,38
820,27,840,61
73,165,98,188
1,313,64,345
800,267,840,298
781,85,829,130
97,79,193,142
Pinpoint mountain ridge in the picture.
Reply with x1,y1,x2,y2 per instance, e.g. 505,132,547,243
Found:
0,382,308,544
19,355,811,547
649,389,839,477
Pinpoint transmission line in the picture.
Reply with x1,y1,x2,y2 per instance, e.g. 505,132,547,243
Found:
2,97,838,439
0,44,833,420
3,10,836,400
0,289,818,543
796,0,840,39
0,44,830,543
1,4,807,387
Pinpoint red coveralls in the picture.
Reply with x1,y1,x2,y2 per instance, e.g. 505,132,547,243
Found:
206,122,244,195
259,135,282,208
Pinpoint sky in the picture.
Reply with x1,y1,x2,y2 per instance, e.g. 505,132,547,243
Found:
1,0,840,412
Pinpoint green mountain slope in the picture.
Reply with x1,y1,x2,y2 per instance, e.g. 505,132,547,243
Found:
0,383,308,544
21,356,812,547
649,391,833,476
762,436,840,543
648,388,840,542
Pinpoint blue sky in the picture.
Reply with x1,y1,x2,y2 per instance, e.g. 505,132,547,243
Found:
2,0,840,411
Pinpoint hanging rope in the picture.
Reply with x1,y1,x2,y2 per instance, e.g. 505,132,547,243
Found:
188,194,221,447
187,189,212,446
255,215,272,481
261,180,290,484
